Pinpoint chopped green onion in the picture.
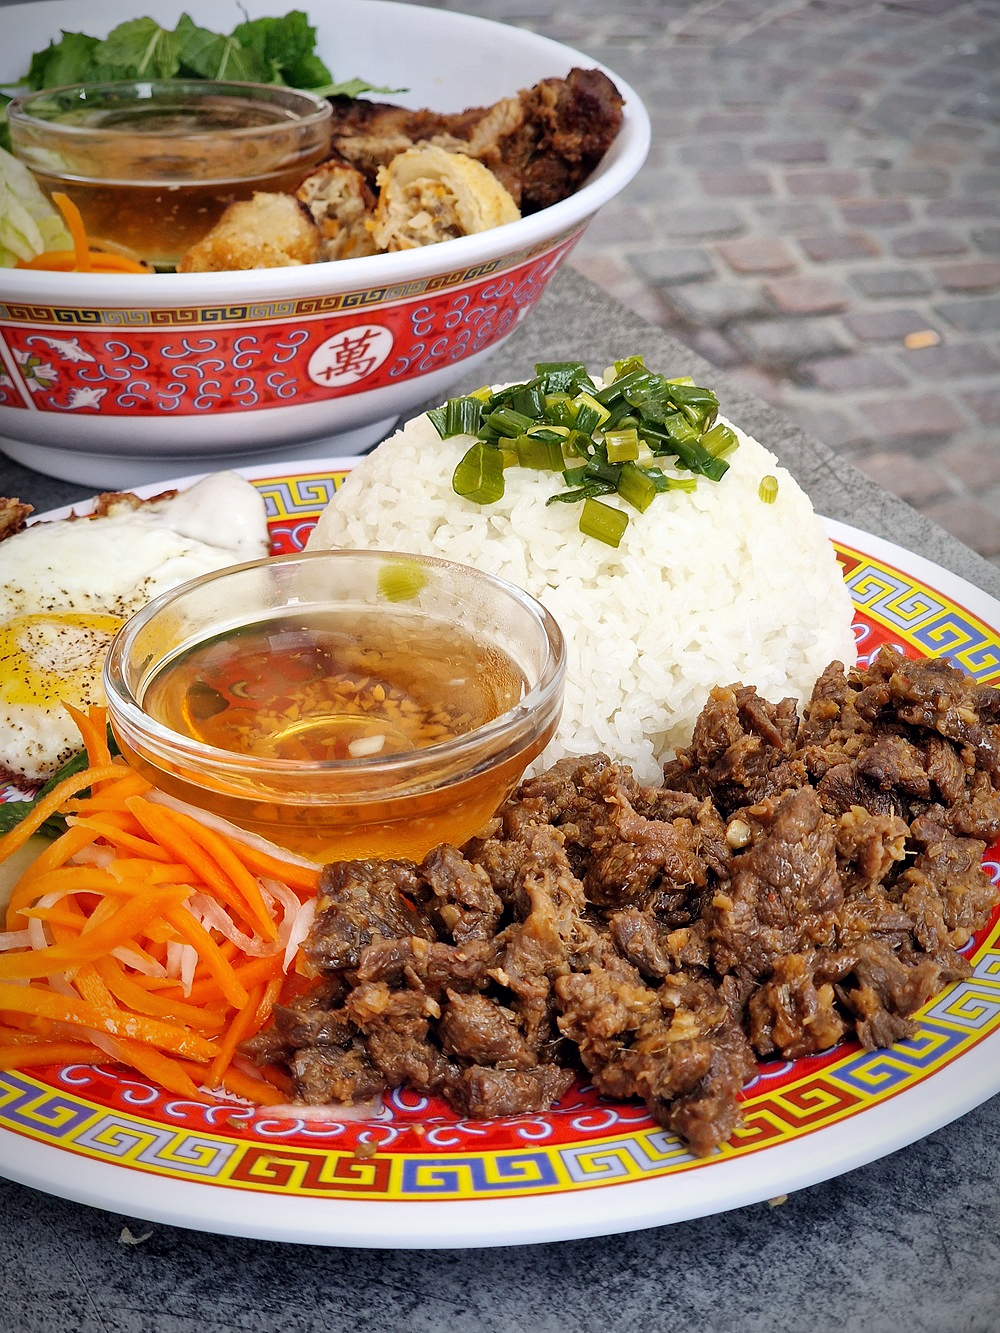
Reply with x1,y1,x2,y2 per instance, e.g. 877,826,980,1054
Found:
571,391,611,434
580,497,629,546
562,429,595,460
504,381,547,419
378,560,429,602
759,475,779,504
426,403,449,438
514,434,565,470
584,456,623,487
453,442,505,504
427,394,485,438
562,464,589,486
605,427,640,462
444,355,734,542
702,422,739,458
534,361,592,394
616,462,658,512
546,481,616,505
486,405,537,439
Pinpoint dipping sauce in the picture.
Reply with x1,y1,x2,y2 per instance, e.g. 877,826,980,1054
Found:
104,549,566,866
142,610,526,763
121,608,546,863
8,80,332,269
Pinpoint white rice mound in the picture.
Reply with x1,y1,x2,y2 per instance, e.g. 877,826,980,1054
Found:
308,406,857,786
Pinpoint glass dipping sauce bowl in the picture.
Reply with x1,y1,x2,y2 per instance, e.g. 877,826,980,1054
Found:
103,549,566,865
7,79,333,270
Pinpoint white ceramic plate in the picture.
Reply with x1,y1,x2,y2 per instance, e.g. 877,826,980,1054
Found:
1,462,999,1249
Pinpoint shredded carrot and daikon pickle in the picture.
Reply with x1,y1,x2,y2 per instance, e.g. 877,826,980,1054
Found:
0,707,321,1105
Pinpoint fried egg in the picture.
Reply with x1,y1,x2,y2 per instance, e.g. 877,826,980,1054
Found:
0,471,270,786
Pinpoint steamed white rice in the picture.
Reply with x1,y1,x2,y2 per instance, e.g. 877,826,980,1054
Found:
308,403,857,785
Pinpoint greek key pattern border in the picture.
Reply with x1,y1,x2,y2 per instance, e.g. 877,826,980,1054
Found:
0,230,579,328
840,544,1000,681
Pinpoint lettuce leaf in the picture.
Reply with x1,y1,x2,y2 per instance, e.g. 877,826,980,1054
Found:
0,144,71,266
7,10,392,95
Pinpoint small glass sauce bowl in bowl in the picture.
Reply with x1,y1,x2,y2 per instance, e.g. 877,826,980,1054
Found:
103,548,565,865
7,79,333,270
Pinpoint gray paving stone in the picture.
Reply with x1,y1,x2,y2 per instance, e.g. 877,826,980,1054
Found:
898,341,1000,378
850,269,935,297
802,353,910,392
661,283,770,327
732,319,855,365
629,248,717,286
934,295,1000,331
890,228,969,258
754,201,833,230
843,308,940,341
932,262,1000,292
653,204,747,239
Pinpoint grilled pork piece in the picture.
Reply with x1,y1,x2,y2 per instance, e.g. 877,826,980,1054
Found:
327,66,625,213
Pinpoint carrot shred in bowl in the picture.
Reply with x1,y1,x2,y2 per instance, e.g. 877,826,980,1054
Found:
14,192,151,274
0,707,320,1105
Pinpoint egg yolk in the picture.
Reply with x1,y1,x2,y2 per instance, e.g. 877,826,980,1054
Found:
0,612,125,707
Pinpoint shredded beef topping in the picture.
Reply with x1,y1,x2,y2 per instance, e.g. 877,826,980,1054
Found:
245,648,999,1157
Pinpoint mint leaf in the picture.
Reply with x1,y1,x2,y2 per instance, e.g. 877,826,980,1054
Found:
314,76,402,99
25,31,101,89
9,12,401,104
94,18,183,79
175,14,273,82
233,11,331,86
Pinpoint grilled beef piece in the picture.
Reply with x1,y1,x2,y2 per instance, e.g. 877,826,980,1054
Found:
247,647,999,1156
326,67,624,213
306,859,433,972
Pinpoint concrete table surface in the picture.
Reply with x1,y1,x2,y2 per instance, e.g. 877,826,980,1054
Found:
1,269,999,1333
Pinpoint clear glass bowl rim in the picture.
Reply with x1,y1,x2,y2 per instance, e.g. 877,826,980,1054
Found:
8,78,334,141
103,547,567,789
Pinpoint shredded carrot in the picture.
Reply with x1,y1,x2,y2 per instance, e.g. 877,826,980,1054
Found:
13,192,151,274
125,797,267,938
0,982,218,1060
0,887,190,981
69,815,173,862
206,981,266,1088
0,712,324,1117
231,839,322,894
133,799,279,942
161,904,250,1009
0,1042,109,1069
174,1057,288,1106
62,702,112,772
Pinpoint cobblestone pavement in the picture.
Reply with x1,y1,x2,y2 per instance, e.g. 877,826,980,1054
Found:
417,0,1000,567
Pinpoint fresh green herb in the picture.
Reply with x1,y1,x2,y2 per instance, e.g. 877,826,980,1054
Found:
0,11,401,152
430,356,739,546
0,727,121,839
